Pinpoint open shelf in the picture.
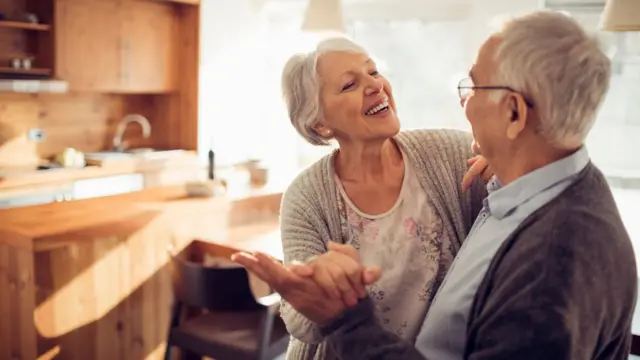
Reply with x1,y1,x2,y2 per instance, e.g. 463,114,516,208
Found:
0,20,50,31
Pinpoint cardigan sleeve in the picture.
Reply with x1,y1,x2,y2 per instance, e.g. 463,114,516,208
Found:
278,177,329,345
400,129,487,236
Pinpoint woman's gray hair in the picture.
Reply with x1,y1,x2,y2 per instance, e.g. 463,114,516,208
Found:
491,11,611,147
281,36,368,145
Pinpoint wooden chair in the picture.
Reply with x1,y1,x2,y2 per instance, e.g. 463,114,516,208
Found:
164,240,289,360
631,334,640,358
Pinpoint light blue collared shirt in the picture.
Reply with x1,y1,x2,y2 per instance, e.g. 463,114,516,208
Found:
414,147,591,359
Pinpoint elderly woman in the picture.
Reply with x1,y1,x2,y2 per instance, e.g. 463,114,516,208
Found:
278,36,487,360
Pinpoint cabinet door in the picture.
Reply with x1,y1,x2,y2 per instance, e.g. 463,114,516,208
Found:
55,0,123,92
122,1,178,93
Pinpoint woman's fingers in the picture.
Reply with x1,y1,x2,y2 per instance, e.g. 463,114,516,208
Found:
312,263,342,299
462,156,494,191
325,253,366,302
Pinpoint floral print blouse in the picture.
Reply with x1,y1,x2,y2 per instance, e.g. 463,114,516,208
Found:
334,154,455,344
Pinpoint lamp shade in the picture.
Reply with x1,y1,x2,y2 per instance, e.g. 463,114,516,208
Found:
302,0,346,33
600,0,640,31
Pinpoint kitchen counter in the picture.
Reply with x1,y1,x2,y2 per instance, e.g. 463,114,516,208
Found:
0,150,200,191
0,184,282,360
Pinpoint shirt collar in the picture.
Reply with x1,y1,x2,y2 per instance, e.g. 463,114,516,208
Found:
486,147,590,219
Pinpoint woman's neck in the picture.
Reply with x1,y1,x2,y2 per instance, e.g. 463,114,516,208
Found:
335,138,403,183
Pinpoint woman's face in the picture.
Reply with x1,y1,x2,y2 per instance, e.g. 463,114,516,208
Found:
315,51,400,143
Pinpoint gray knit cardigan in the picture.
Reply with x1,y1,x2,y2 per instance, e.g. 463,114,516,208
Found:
279,129,487,360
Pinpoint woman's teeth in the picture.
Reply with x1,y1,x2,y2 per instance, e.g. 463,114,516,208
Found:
366,100,389,115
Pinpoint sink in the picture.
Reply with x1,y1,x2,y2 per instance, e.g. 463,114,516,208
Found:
84,152,134,159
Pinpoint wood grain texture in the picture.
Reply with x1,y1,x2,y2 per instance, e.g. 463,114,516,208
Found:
0,186,232,360
0,242,37,360
0,0,200,173
0,93,160,169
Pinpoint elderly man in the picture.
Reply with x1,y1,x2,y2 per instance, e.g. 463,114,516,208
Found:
233,10,637,360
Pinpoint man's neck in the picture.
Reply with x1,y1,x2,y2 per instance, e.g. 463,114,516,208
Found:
492,144,581,186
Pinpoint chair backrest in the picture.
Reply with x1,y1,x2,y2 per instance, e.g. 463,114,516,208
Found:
169,241,263,312
631,334,640,355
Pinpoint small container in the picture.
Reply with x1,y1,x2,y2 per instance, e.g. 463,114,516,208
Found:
22,58,32,69
11,58,20,69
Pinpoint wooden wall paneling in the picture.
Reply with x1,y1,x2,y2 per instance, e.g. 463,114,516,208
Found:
173,4,199,151
0,93,163,169
144,4,200,152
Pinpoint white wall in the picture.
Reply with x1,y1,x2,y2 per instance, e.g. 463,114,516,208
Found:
198,0,640,175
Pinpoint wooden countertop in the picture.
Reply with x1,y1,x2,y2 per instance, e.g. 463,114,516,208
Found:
0,151,199,190
0,185,226,251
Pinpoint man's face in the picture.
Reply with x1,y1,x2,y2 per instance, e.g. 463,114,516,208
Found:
462,36,530,161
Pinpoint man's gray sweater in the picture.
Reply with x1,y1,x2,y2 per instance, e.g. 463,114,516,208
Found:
320,163,638,360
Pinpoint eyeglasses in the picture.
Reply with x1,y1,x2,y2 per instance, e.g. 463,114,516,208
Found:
457,77,533,108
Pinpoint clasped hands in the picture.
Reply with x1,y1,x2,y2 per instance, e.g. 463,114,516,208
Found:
232,242,381,325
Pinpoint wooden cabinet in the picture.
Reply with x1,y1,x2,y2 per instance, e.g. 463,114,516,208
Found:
55,0,122,91
55,0,178,93
122,1,177,92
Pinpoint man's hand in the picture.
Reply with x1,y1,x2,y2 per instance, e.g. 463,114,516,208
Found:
231,242,381,325
461,155,493,191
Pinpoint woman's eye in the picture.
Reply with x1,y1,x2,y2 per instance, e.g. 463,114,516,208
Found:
342,82,355,91
370,70,380,77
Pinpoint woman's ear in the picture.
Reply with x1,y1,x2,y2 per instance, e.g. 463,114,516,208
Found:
313,123,333,137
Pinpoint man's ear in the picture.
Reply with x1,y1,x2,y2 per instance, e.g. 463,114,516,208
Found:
505,94,529,140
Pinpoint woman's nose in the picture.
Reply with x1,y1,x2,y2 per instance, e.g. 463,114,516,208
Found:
364,78,383,95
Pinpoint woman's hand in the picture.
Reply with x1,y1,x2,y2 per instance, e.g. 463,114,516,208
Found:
461,155,493,192
298,242,376,307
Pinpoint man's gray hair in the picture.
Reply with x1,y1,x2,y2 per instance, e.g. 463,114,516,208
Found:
492,11,611,147
281,36,368,145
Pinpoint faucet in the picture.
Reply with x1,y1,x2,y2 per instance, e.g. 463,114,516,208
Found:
112,114,151,152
